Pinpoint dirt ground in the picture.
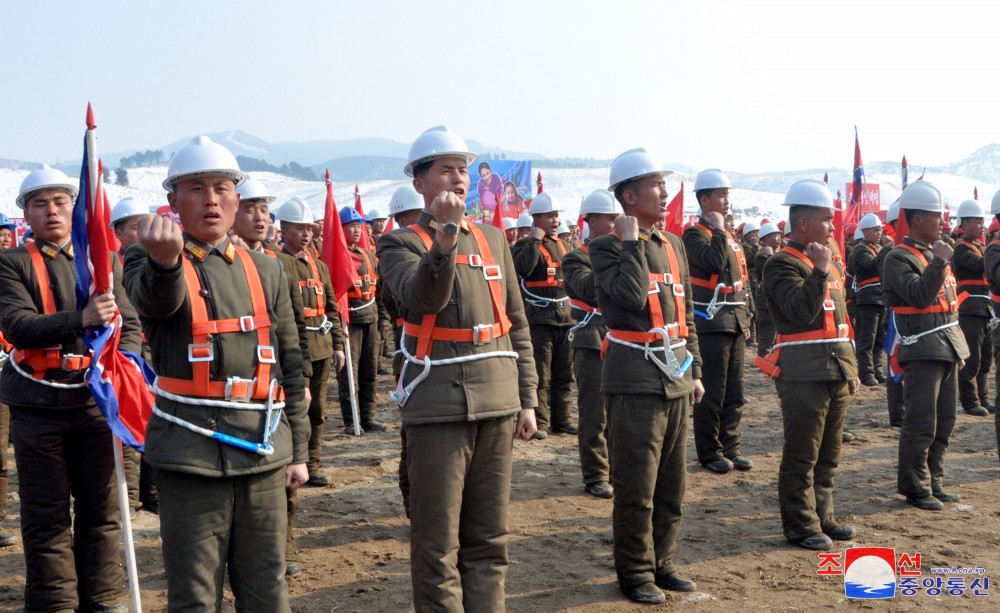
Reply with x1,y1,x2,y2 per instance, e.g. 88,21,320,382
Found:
2,352,999,612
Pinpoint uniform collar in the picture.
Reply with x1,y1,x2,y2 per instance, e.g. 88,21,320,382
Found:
418,211,470,234
183,234,236,263
901,236,930,250
282,245,309,261
961,236,984,246
785,239,807,251
37,239,73,259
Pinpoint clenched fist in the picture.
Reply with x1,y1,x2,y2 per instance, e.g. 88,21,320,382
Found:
931,240,954,263
805,242,831,273
704,211,725,231
428,191,466,225
614,215,640,241
530,225,546,240
138,214,183,267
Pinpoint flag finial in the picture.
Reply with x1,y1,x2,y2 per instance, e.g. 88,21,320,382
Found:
86,102,95,130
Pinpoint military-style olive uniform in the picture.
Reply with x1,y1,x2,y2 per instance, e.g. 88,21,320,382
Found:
511,234,576,432
753,248,776,356
377,213,537,611
850,239,886,382
761,240,857,541
0,240,141,611
878,244,905,426
742,239,760,344
952,237,993,411
590,228,702,592
337,244,389,430
1,330,15,545
682,220,751,465
562,245,610,487
882,237,969,500
124,235,308,610
981,238,1000,456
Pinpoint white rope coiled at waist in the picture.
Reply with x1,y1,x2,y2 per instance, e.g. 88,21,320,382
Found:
519,279,569,308
604,327,692,380
8,355,89,389
349,298,376,312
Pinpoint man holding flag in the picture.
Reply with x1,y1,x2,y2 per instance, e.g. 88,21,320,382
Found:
125,136,309,608
0,164,141,612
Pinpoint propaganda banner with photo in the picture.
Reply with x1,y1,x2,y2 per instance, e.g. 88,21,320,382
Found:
466,159,532,223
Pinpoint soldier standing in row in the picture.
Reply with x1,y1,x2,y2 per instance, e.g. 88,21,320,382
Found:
125,136,309,608
850,213,887,386
0,165,141,612
592,148,703,604
753,222,782,357
761,179,858,551
563,189,619,499
951,199,992,416
684,169,752,473
883,200,906,426
882,180,969,511
512,193,578,438
378,125,538,611
740,221,760,348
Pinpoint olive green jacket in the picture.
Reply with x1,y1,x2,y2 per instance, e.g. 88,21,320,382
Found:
0,241,141,409
376,213,537,425
590,229,702,399
562,246,606,351
952,238,991,318
124,235,308,477
280,247,344,362
511,235,574,327
849,239,884,306
682,220,751,334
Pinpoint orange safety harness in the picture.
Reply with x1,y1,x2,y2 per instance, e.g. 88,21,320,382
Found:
10,243,92,379
754,246,853,379
601,231,690,371
892,244,957,315
953,240,989,309
853,242,882,290
298,250,327,318
523,240,567,288
688,223,749,295
155,246,282,403
347,247,378,303
404,223,511,360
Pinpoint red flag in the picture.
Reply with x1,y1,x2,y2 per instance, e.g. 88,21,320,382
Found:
664,181,684,235
832,190,845,256
492,203,506,230
536,171,543,194
846,127,865,223
354,185,372,251
320,170,358,325
384,217,394,232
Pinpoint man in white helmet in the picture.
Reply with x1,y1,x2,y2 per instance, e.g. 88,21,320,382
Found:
760,179,859,550
563,189,619,499
125,136,309,608
592,148,704,604
985,190,1000,455
377,126,537,610
0,165,142,611
740,221,761,348
849,213,887,386
952,200,993,417
753,222,782,356
882,180,969,511
684,169,753,474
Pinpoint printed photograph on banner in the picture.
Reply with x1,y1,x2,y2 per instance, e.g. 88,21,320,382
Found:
466,159,532,223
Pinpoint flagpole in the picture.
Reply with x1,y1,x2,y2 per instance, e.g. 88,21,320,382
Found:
114,436,143,612
343,325,361,436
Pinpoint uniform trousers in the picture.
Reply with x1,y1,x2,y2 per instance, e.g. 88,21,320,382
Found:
898,360,958,499
693,332,745,464
573,348,610,485
607,393,686,590
855,305,886,380
338,320,378,427
755,308,775,357
157,466,289,612
774,380,847,540
10,405,124,612
529,324,574,431
307,357,332,471
958,315,992,410
0,402,9,527
406,417,514,612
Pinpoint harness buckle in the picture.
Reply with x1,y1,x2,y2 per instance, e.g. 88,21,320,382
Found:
733,280,744,293
546,267,557,277
60,353,85,370
823,299,836,311
188,343,214,362
239,315,256,332
482,264,502,280
225,377,255,402
837,324,850,339
318,316,334,335
467,253,483,268
472,324,495,346
648,280,661,294
257,345,277,364
672,283,685,297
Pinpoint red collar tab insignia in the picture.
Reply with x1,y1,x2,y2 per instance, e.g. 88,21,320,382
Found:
40,244,59,258
184,241,207,261
222,241,236,263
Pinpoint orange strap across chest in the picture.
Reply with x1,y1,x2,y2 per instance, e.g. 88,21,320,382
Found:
773,247,851,344
405,223,511,360
346,248,378,301
156,248,281,402
524,239,567,288
689,224,749,293
892,244,958,315
298,250,327,318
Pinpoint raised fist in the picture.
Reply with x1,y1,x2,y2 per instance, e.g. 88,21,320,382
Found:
931,240,954,262
428,191,466,225
805,242,831,273
614,216,640,241
138,213,183,267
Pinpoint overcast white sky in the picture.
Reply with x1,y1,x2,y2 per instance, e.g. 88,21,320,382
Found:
2,0,998,172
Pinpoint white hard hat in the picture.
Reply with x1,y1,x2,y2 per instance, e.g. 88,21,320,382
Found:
236,174,276,205
956,199,986,221
990,189,1000,215
887,199,901,222
898,180,943,212
694,168,731,192
274,197,315,225
17,164,78,209
164,135,245,192
858,213,882,231
516,212,533,228
557,221,570,235
389,185,424,217
580,189,618,215
608,148,673,191
404,125,478,177
367,207,388,221
529,193,561,215
502,217,517,231
742,221,759,234
108,197,149,229
854,228,865,240
759,222,780,237
782,179,834,209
